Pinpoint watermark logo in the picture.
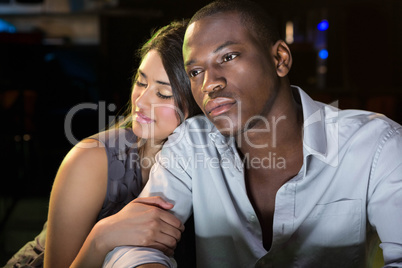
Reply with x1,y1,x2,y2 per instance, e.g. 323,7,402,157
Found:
63,100,340,168
64,101,126,148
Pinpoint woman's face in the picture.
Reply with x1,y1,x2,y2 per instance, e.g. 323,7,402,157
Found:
131,50,181,143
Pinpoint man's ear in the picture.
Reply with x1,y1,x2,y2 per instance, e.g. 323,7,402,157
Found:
272,40,292,77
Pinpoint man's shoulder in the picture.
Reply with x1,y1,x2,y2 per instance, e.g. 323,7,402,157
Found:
334,108,401,131
163,115,217,153
182,114,215,130
172,114,216,140
324,105,402,143
299,86,400,133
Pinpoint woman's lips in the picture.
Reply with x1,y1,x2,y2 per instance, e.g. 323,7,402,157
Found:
135,112,154,124
204,97,236,117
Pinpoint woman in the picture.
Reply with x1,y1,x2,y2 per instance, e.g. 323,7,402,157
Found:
5,20,200,268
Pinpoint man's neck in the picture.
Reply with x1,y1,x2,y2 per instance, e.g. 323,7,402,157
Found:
236,87,303,160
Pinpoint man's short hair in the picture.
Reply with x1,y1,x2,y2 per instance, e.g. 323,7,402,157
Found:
188,0,280,48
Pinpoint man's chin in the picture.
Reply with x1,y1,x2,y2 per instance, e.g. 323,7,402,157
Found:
214,124,240,138
211,115,237,136
220,130,236,137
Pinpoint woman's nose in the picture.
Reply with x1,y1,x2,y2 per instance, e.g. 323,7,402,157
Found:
133,87,151,110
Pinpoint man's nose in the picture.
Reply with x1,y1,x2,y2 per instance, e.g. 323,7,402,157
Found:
201,69,226,93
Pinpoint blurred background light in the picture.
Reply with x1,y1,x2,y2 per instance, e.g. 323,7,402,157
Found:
317,19,329,31
319,49,328,59
0,19,16,33
286,21,294,44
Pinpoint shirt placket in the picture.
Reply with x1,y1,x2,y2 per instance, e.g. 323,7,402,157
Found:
256,176,298,267
218,136,268,260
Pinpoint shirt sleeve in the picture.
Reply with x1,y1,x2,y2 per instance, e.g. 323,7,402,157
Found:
102,128,194,268
140,146,194,223
103,246,177,268
367,126,402,267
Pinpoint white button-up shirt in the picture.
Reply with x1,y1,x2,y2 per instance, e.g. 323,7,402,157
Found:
104,87,402,267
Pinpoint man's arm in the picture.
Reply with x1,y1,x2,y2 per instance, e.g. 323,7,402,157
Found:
103,246,175,268
103,135,194,268
367,126,402,266
137,265,166,268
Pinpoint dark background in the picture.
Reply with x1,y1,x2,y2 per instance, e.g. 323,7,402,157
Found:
0,0,401,264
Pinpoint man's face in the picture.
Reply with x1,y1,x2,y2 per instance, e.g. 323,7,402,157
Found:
183,12,280,137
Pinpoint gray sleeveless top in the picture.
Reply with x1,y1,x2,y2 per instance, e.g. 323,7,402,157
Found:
5,128,143,268
89,128,143,221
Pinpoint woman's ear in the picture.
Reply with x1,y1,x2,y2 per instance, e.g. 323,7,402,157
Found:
272,40,292,77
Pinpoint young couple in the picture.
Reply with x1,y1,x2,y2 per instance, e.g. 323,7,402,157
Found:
8,0,402,267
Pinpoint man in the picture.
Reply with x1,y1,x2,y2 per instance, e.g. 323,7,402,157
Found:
104,0,402,267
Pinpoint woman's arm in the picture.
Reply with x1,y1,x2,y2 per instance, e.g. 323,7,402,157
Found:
71,197,184,268
44,139,108,268
45,139,185,268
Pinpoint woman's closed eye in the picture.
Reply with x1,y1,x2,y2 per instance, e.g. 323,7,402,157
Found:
136,80,147,87
156,85,173,100
156,91,173,100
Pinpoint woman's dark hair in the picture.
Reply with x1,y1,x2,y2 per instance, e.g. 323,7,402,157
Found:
138,19,201,123
189,0,280,49
113,20,201,129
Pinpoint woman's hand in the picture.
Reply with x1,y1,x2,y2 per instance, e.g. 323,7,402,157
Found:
71,196,183,268
92,196,184,257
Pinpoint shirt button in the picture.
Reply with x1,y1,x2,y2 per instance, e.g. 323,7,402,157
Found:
249,215,257,222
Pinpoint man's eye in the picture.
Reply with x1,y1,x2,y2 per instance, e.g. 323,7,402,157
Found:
189,69,201,78
223,53,238,62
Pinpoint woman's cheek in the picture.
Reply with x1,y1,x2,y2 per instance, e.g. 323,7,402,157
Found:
156,106,180,128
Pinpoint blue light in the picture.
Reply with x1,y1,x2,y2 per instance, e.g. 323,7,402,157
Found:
317,20,329,31
0,19,16,33
45,53,56,62
319,49,328,59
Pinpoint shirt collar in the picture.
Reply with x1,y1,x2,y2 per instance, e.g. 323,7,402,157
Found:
207,86,329,158
295,86,328,157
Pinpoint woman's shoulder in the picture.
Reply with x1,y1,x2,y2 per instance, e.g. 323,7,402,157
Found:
88,128,137,147
63,139,108,174
61,128,136,172
83,128,138,157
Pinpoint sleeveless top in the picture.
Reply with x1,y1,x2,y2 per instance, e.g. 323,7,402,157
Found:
4,128,145,267
89,128,143,221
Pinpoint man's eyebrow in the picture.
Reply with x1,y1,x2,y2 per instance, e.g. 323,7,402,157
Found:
214,40,238,53
185,40,239,67
185,59,195,67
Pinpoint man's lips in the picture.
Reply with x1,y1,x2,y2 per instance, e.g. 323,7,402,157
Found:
204,97,236,117
135,112,154,124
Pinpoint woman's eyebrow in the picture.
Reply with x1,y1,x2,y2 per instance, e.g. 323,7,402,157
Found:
138,70,147,79
139,69,170,86
156,80,171,86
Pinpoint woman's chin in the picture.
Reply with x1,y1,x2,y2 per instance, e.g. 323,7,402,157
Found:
132,124,148,139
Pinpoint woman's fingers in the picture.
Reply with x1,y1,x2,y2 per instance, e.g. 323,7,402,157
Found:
139,206,183,243
133,197,185,232
119,200,184,255
133,196,174,210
